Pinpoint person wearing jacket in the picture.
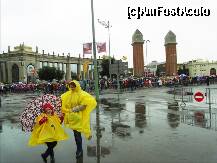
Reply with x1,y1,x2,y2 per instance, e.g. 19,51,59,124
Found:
61,80,97,159
28,102,68,163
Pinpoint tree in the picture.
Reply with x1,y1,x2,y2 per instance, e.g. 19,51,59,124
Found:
100,58,109,77
56,69,65,81
156,67,160,77
99,58,115,78
177,65,189,76
71,72,78,80
38,66,64,81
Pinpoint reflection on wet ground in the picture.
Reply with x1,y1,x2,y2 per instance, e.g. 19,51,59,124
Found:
2,86,217,163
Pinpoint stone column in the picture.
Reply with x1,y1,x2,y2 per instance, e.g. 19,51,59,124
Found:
86,64,90,80
77,56,81,80
3,62,7,83
0,62,2,82
6,62,11,83
66,63,71,81
19,61,25,83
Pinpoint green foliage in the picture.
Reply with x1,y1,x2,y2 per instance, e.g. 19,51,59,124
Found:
156,67,160,77
71,72,78,80
38,66,64,81
56,69,65,81
156,64,166,76
99,58,115,78
100,59,109,77
177,67,189,76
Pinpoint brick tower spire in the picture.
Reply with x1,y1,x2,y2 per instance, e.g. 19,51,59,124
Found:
165,30,177,76
132,29,144,77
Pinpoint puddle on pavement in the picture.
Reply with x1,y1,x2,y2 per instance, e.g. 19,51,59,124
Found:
2,88,217,163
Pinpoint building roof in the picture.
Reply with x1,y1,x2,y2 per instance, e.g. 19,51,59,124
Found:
14,44,33,52
132,29,144,44
164,30,177,45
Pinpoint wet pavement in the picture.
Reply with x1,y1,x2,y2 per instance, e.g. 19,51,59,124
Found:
1,86,217,163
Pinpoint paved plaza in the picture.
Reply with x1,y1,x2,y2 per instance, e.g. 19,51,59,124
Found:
1,86,217,163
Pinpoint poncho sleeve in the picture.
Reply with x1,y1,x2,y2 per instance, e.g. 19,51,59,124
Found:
79,91,97,113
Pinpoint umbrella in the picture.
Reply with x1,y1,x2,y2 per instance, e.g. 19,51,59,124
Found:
20,94,62,132
179,74,187,77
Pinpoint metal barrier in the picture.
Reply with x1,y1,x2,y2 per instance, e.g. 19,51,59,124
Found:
206,88,217,106
170,87,193,107
169,87,217,131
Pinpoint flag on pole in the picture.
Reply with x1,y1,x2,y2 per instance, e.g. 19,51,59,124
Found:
97,42,106,53
83,43,92,55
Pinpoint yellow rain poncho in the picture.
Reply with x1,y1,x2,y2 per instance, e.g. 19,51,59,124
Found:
61,80,97,139
28,113,69,146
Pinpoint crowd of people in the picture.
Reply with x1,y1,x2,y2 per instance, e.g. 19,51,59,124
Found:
0,75,217,95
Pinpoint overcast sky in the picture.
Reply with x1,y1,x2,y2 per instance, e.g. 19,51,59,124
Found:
1,0,217,67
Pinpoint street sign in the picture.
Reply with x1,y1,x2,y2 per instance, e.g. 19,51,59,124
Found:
194,91,204,102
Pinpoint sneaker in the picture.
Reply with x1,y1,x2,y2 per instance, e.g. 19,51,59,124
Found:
76,150,83,159
41,154,47,163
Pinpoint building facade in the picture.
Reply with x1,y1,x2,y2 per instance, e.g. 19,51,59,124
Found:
165,30,177,76
186,59,217,77
146,61,160,76
0,44,93,83
132,29,144,77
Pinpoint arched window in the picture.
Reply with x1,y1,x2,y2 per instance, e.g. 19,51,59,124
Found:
12,64,19,82
210,68,216,75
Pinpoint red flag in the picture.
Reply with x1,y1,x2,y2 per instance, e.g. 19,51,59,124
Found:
97,42,106,53
83,43,92,54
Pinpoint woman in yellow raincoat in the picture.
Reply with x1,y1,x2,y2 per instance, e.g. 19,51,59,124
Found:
28,102,68,163
61,80,97,159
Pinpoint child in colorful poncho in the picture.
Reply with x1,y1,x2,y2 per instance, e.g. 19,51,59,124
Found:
28,102,68,163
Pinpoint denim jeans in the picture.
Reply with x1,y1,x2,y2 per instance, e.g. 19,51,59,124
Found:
73,130,82,153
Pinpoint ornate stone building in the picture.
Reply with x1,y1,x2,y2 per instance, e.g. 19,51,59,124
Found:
165,30,177,76
0,44,93,83
186,59,217,77
132,29,144,77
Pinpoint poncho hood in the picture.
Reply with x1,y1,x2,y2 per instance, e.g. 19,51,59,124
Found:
68,80,82,92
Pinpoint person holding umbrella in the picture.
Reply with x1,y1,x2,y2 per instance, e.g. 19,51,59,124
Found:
61,80,97,159
21,94,68,163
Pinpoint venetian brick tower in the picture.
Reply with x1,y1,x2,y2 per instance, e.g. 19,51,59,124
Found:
165,30,177,76
132,29,144,77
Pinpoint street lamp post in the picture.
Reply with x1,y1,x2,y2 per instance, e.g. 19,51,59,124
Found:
97,19,112,65
91,1,100,163
90,0,99,102
144,40,150,66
